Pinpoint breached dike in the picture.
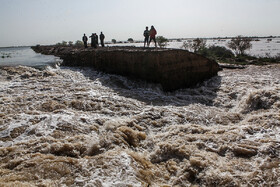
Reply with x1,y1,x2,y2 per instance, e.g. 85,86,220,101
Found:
32,45,219,91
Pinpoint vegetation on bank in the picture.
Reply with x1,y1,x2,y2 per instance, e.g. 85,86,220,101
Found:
156,36,169,48
55,40,83,47
182,36,280,65
227,36,252,56
199,46,280,65
127,38,134,43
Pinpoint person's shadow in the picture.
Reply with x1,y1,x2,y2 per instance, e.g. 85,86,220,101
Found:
68,66,222,107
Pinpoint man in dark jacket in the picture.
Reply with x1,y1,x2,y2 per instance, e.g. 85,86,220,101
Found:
100,32,105,47
143,27,149,47
95,34,99,46
90,33,97,48
82,34,88,48
89,33,95,48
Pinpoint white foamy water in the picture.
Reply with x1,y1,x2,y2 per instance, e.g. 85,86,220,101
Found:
0,62,279,186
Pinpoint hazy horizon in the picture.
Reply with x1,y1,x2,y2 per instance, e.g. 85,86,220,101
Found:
0,0,279,47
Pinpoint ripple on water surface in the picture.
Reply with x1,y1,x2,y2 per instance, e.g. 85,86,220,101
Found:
0,47,61,68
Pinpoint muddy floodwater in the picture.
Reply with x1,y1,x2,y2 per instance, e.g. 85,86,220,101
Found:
0,64,279,186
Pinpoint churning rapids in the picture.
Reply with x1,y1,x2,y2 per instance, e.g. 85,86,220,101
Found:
0,64,279,186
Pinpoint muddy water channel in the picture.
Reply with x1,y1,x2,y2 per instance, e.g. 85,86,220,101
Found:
0,65,279,186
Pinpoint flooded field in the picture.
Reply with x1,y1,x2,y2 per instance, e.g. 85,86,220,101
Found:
0,47,61,68
0,63,279,186
111,37,280,57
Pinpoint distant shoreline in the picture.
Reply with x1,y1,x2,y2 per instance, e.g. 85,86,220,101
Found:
1,36,280,48
0,46,31,49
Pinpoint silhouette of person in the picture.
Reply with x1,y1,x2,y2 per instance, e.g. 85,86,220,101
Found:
143,26,149,47
95,34,99,46
148,25,157,48
90,33,97,48
89,33,94,48
100,32,105,47
82,34,88,48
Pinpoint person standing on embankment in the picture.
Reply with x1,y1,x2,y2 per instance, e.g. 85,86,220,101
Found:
148,25,157,48
143,26,149,47
100,32,105,47
95,33,99,47
90,33,97,48
82,34,88,48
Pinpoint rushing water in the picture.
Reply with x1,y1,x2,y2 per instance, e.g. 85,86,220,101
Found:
0,47,279,186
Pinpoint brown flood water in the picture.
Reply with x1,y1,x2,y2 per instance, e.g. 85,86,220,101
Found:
0,64,279,186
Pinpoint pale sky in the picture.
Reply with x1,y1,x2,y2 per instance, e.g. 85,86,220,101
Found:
0,0,279,47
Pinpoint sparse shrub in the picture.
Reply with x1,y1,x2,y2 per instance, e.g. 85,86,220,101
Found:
181,38,206,52
127,38,134,43
192,38,206,52
55,41,68,46
227,36,252,56
61,41,67,46
181,40,192,51
112,39,117,44
199,46,234,60
156,36,168,48
74,40,83,47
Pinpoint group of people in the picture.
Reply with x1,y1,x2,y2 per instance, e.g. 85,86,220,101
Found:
82,32,105,48
82,25,157,49
143,25,157,48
